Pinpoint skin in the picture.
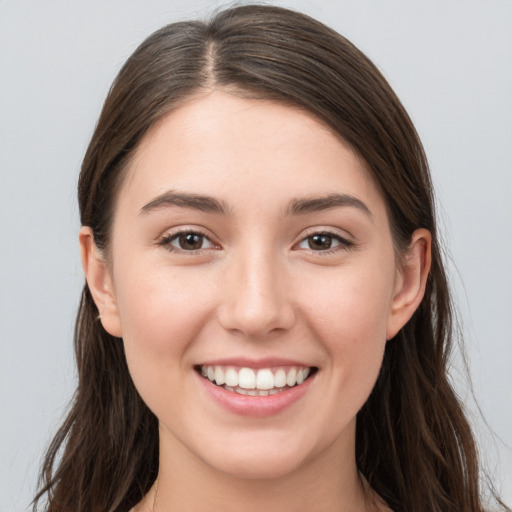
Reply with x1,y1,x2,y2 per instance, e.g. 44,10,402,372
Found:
81,90,431,512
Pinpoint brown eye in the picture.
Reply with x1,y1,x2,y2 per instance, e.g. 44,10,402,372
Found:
178,233,204,250
160,231,215,252
296,231,353,253
308,233,334,250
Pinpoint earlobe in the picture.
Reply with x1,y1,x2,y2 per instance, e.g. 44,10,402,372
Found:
79,226,123,338
386,228,432,340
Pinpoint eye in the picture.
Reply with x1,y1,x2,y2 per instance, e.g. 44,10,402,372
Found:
159,230,216,252
296,232,353,252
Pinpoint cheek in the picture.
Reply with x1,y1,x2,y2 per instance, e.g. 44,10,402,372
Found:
317,287,389,386
114,258,213,341
299,260,394,406
111,261,216,396
302,261,394,347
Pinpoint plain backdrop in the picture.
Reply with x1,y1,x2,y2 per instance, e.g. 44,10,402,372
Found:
1,0,511,509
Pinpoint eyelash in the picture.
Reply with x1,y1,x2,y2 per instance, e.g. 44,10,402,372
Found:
157,229,354,255
295,231,355,255
157,229,217,254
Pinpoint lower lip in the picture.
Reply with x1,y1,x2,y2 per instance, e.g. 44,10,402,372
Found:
197,372,315,417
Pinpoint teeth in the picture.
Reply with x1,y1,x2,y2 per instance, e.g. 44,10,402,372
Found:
200,364,313,393
214,366,225,385
225,367,238,387
255,369,274,390
286,367,297,387
297,368,310,385
274,369,287,388
239,368,256,389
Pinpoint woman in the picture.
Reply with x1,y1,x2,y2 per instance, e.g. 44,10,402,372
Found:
33,4,509,512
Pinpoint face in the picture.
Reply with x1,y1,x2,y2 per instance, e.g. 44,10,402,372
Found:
84,90,426,481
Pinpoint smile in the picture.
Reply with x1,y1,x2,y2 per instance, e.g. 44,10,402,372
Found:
198,365,316,396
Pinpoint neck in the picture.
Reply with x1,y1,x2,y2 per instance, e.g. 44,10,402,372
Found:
147,422,381,512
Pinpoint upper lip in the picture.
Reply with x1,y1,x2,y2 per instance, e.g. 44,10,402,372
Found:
196,357,315,369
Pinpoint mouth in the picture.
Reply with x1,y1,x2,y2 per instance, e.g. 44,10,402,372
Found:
195,364,318,397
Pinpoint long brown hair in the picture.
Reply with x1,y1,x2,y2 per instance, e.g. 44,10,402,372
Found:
33,5,509,512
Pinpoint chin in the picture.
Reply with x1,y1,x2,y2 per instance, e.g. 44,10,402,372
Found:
213,451,308,481
196,430,321,481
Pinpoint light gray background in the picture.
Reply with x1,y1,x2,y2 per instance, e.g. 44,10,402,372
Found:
1,0,511,510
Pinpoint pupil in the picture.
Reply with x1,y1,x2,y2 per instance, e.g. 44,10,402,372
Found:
180,233,202,250
309,234,332,250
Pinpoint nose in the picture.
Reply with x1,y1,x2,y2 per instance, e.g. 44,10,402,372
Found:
217,249,295,339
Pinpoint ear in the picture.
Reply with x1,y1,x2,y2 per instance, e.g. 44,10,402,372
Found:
386,228,432,340
79,226,123,338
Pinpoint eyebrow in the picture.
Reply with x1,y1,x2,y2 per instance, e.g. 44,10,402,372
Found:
140,190,371,218
140,191,230,215
286,193,372,218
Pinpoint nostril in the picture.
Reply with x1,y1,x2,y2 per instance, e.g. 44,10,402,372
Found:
216,267,296,337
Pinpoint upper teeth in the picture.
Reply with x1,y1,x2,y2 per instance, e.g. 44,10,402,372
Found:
200,365,311,390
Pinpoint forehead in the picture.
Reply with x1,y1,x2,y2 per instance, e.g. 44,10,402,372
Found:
119,90,385,218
